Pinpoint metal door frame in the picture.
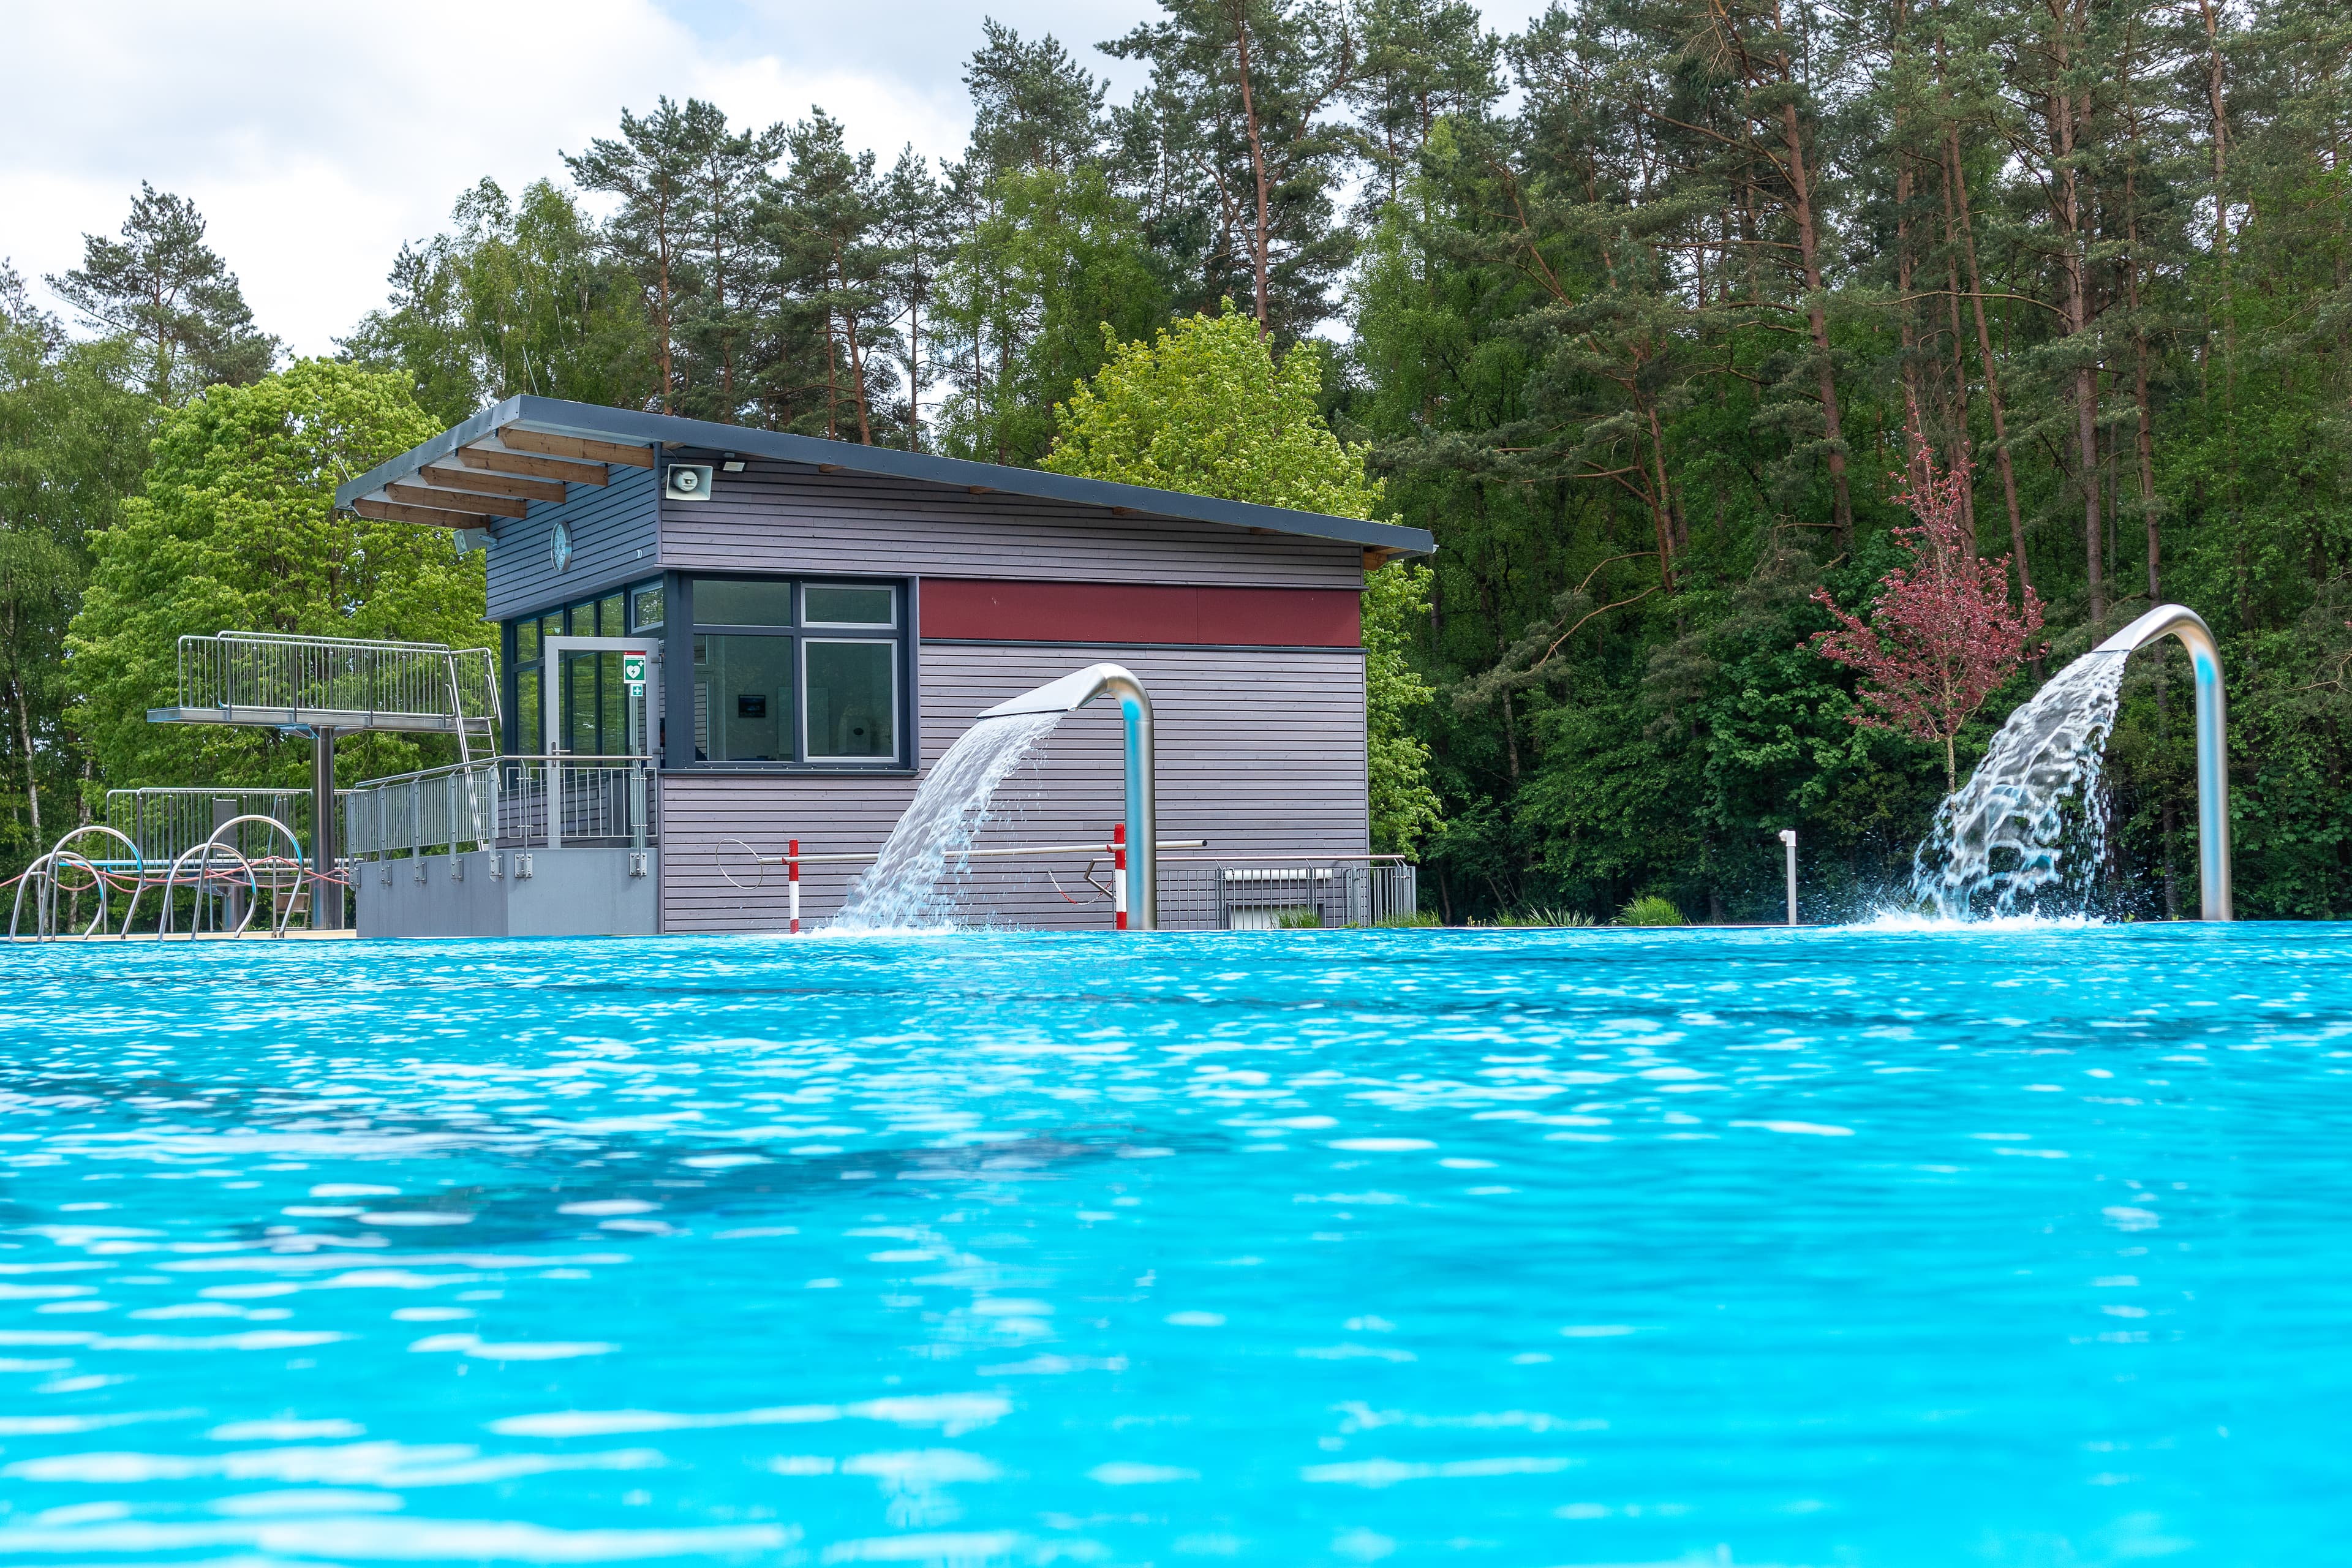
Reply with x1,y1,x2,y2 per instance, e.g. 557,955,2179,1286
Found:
541,636,662,758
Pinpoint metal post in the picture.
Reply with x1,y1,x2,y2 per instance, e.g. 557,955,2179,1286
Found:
312,726,342,929
1777,829,1798,925
1112,824,1128,931
788,839,801,935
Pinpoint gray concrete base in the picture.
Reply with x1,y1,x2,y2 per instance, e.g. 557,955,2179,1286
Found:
355,848,658,938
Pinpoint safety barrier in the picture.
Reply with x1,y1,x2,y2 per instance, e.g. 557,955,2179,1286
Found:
107,785,344,868
345,755,657,861
159,631,500,747
718,838,1415,932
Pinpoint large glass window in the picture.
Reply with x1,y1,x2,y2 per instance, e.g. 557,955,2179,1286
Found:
507,580,661,756
677,577,904,767
693,636,797,761
805,642,896,758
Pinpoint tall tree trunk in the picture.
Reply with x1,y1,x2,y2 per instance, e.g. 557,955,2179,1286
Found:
1947,126,2033,601
11,673,40,840
824,290,840,441
2198,0,2235,368
1232,4,1274,333
1645,398,1678,593
907,282,922,451
2050,53,2105,625
836,252,874,445
1779,102,1855,549
1939,186,1975,533
2126,184,2159,600
655,200,676,413
1896,157,1925,432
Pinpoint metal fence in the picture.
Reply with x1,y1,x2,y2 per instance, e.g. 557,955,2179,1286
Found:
345,756,657,859
169,631,500,745
1196,861,1419,930
104,786,344,868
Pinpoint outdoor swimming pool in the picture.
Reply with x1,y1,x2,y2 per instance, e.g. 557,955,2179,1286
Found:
0,924,2343,1564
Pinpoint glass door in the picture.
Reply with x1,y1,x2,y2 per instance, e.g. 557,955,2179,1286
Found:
538,637,661,848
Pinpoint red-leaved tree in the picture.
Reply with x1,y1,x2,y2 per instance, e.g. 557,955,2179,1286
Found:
1811,421,2047,791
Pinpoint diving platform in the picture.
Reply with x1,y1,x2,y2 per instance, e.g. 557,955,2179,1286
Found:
144,631,499,744
140,631,502,929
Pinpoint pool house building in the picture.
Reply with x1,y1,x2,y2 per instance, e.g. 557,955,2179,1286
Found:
330,397,1433,937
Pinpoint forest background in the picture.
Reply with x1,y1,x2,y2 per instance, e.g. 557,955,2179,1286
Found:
5,0,2351,922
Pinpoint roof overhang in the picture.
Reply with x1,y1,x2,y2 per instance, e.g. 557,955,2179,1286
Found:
334,396,1435,563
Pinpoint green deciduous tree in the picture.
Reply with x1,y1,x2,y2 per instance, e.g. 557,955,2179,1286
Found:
67,361,491,797
1047,303,1440,851
341,178,652,425
0,263,154,858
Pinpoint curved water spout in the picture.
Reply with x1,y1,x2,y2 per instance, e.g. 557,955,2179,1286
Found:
2094,604,2231,920
981,664,1158,929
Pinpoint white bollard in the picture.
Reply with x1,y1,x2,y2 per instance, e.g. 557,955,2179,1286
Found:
1777,828,1798,925
788,838,801,935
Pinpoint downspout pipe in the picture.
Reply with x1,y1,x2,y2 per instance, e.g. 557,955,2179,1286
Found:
980,663,1157,929
2093,603,2231,920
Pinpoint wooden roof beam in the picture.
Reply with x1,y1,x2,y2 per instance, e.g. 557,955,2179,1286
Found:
499,427,656,469
420,463,565,504
353,497,488,530
385,482,522,519
454,444,609,487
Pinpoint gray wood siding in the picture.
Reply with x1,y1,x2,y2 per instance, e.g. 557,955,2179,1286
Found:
659,465,1362,589
488,466,660,621
659,643,1368,933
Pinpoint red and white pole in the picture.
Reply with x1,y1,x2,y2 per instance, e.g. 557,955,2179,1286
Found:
1112,823,1128,932
788,838,801,935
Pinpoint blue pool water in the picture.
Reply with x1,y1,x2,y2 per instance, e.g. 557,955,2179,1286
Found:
0,924,2346,1565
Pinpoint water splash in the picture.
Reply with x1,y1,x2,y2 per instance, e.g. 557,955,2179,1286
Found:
1910,650,2128,919
832,711,1063,930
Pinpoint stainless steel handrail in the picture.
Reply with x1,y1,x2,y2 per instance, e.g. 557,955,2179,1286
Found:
344,755,657,858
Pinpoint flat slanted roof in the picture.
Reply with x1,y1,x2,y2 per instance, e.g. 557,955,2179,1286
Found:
334,395,1435,562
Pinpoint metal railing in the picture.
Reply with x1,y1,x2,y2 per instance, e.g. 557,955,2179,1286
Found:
344,756,656,859
106,786,348,868
164,632,500,750
1210,861,1419,930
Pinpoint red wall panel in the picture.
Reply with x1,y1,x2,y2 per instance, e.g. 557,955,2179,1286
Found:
919,579,1360,647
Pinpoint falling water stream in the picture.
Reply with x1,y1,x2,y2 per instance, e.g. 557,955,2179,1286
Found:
832,710,1065,929
1910,648,2130,918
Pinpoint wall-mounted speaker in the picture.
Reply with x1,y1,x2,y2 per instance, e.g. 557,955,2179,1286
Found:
666,462,715,501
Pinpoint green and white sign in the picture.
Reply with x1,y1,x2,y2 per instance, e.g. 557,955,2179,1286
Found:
622,652,647,691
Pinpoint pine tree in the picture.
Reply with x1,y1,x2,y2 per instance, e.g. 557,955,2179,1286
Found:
47,184,278,404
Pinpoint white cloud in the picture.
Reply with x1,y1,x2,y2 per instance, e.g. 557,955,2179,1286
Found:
3,0,1555,358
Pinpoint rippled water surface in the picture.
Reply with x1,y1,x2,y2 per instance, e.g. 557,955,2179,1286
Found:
1,925,2348,1566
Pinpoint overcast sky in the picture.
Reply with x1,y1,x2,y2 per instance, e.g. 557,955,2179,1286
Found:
3,0,1552,358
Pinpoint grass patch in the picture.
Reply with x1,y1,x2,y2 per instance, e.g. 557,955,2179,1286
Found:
1616,895,1686,927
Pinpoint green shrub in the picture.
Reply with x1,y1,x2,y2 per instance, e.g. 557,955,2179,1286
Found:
1377,910,1441,927
1498,906,1595,928
1617,895,1686,927
1275,908,1324,929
